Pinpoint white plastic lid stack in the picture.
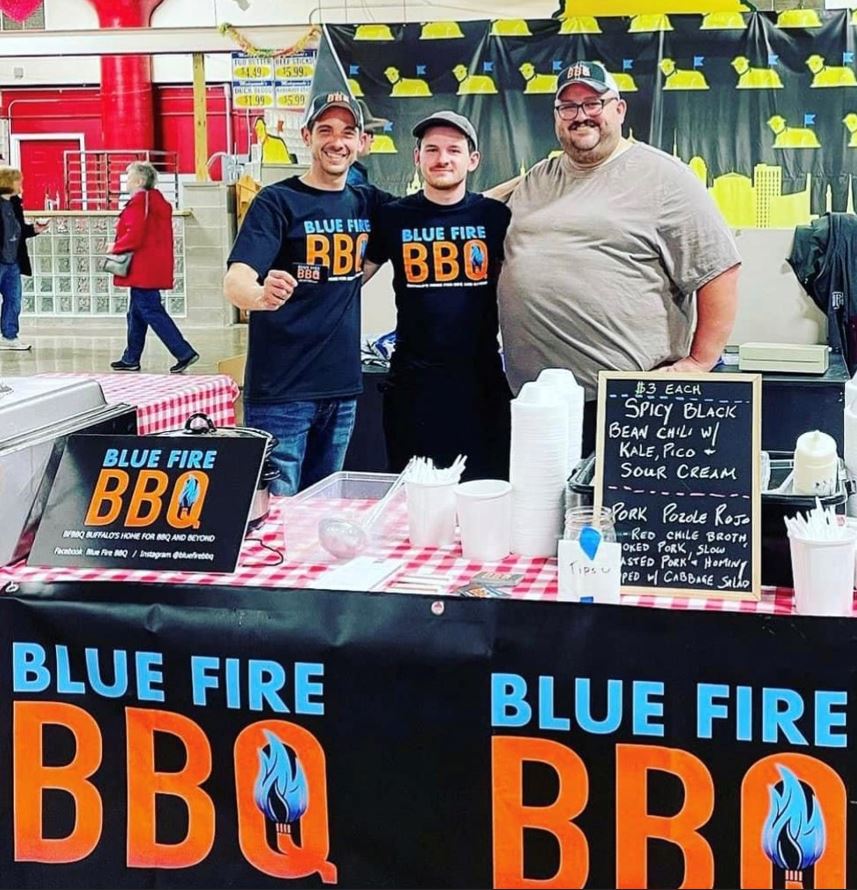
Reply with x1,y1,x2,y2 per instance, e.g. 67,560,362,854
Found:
844,400,857,477
536,368,585,474
846,368,857,411
509,382,569,557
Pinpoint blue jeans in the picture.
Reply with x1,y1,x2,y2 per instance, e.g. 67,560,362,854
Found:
0,262,22,339
122,287,195,364
244,399,357,496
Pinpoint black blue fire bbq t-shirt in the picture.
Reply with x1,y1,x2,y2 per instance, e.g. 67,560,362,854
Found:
228,176,389,403
366,191,512,377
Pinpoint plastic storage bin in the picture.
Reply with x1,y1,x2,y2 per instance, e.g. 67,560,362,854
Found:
282,471,401,562
290,471,398,503
565,453,850,587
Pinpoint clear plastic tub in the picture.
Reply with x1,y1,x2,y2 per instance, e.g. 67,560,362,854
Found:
291,471,398,503
282,471,404,562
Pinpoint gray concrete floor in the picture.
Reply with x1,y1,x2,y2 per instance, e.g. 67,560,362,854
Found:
0,320,248,377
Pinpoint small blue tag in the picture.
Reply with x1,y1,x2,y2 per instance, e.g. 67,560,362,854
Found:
579,525,602,561
580,596,594,603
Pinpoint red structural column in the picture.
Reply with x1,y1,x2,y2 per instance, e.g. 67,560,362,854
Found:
85,0,166,150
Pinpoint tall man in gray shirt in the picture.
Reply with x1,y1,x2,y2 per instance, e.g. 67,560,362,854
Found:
497,60,741,451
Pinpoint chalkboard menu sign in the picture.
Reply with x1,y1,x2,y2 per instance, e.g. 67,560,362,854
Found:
594,372,761,601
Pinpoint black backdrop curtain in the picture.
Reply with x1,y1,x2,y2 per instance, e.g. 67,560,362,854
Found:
325,12,857,222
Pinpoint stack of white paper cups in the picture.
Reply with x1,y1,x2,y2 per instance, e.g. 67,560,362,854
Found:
536,367,585,475
510,382,569,557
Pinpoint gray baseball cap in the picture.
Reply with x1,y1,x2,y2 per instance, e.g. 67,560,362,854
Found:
412,110,478,150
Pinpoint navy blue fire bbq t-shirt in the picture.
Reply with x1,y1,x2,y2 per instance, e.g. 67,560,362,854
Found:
366,191,511,377
228,176,389,403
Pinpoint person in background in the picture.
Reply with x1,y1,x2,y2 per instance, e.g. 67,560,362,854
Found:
363,111,512,480
498,60,741,454
347,99,391,187
109,161,198,374
0,166,48,351
224,92,391,496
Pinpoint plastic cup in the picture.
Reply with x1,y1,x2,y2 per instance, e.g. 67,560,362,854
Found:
406,480,457,547
456,479,512,562
788,532,857,616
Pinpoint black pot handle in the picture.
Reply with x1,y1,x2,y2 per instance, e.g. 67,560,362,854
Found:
184,412,216,434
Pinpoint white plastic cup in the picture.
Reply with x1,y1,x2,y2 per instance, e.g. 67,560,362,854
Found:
788,532,857,616
406,480,457,547
456,479,512,562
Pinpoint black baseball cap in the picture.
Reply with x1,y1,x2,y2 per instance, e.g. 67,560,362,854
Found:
412,110,478,151
555,61,621,98
302,91,364,130
357,99,390,135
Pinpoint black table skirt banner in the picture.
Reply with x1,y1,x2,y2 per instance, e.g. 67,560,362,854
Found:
0,580,851,889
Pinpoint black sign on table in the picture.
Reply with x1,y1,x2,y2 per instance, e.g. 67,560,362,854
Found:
28,433,265,574
594,372,762,601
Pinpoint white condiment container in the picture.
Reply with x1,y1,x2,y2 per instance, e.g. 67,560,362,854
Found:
793,430,838,497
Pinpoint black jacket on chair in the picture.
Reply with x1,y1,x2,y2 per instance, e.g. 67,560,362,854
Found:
0,195,36,276
787,212,857,374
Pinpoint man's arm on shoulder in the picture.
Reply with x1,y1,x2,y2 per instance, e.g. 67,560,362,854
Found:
224,262,297,311
664,263,741,373
482,173,522,203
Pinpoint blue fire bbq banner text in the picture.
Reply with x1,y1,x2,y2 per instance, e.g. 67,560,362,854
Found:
0,581,851,888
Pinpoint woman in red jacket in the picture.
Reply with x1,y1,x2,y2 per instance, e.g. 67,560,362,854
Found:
109,162,198,373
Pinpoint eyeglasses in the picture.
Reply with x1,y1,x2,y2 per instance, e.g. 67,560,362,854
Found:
554,96,618,120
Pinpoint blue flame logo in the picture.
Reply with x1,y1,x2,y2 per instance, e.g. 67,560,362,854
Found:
178,475,200,513
762,765,825,871
254,730,309,828
469,243,485,273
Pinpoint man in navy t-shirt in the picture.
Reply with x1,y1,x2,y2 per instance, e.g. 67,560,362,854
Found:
224,92,389,495
364,111,512,480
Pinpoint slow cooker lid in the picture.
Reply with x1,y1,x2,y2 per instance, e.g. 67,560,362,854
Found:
157,413,276,453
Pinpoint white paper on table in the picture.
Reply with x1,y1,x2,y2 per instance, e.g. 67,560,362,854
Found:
306,557,404,591
557,539,622,604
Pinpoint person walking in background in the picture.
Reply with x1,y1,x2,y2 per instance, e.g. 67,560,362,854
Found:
0,165,48,351
109,161,198,373
347,99,391,187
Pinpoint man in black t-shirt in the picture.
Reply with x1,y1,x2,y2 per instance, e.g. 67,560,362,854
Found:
364,111,512,480
224,92,390,495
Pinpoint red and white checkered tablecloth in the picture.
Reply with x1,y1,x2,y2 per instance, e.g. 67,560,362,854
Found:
0,494,827,618
38,372,239,435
